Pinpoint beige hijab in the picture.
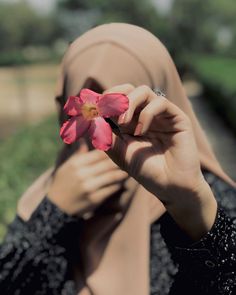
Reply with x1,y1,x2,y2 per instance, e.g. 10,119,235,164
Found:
19,23,235,295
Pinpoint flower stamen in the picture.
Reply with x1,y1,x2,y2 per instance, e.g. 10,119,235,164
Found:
81,103,99,120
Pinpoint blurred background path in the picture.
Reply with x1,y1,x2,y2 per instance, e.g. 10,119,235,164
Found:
0,65,58,138
186,82,236,180
191,95,236,179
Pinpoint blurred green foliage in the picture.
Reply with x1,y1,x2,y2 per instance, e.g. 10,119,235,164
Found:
0,2,56,49
57,0,168,48
57,0,236,58
170,0,236,58
0,1,63,65
192,55,236,133
0,116,61,239
0,0,235,65
59,0,159,26
192,55,236,93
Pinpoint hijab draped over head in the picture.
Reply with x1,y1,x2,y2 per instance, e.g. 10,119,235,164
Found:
56,22,233,186
22,23,235,295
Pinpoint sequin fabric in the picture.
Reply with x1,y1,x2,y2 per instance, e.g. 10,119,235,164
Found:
0,171,235,294
150,171,236,294
0,198,79,294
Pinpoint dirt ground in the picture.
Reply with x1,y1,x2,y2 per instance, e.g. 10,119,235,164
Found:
0,64,58,137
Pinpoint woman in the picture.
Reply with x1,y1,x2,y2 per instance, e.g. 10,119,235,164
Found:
0,23,236,295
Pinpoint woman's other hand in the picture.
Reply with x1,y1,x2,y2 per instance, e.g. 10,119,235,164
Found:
105,84,217,240
48,142,128,216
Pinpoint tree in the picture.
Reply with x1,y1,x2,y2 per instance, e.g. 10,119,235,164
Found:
57,0,164,43
169,0,236,57
0,1,60,51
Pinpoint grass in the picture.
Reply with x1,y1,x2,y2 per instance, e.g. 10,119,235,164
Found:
0,115,62,240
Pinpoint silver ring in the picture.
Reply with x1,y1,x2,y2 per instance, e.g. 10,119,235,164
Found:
153,87,166,97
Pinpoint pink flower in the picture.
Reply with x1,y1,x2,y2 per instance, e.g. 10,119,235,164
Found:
60,88,129,151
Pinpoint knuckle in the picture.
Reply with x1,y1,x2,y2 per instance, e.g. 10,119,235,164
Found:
140,108,152,120
110,173,117,182
103,83,135,95
111,171,120,181
158,98,168,111
123,83,135,91
159,96,168,106
81,181,90,194
86,192,96,205
107,160,116,169
177,112,192,130
139,84,150,93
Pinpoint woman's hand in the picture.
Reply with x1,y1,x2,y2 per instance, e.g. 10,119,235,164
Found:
105,84,217,240
48,141,128,216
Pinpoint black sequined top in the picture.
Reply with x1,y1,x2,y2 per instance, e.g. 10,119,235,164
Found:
0,171,236,295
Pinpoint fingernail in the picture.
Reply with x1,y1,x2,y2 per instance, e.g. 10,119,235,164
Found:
134,122,143,136
118,113,126,124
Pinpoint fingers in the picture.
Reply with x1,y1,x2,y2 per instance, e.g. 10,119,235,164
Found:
71,148,107,166
81,158,118,178
113,85,188,136
119,85,154,125
89,183,122,204
134,98,168,135
83,170,128,192
136,98,189,135
103,83,135,96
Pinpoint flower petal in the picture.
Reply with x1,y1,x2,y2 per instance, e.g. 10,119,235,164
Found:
64,96,82,116
88,117,112,151
98,93,129,117
60,115,90,144
80,88,101,104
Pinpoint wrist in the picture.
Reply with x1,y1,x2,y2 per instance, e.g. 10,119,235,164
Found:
47,188,75,216
165,179,217,241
